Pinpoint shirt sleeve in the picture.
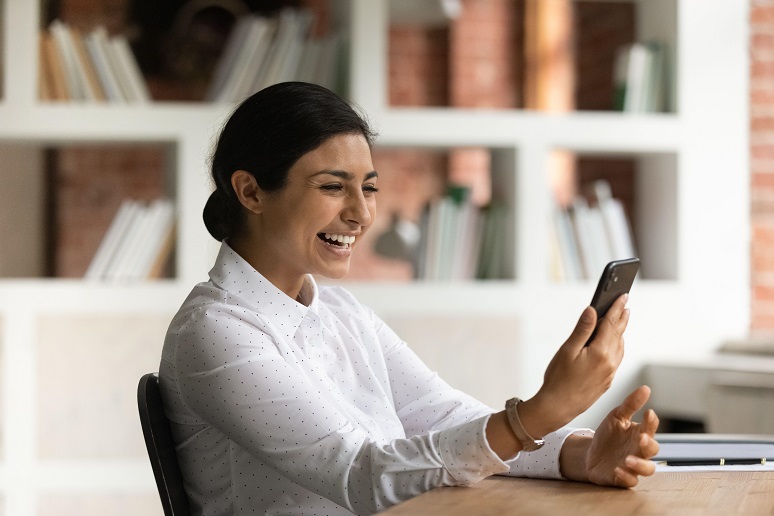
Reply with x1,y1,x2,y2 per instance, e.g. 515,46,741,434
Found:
371,310,591,481
504,427,593,479
372,312,501,436
171,302,510,515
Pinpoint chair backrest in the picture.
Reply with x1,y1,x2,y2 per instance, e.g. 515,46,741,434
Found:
137,372,191,516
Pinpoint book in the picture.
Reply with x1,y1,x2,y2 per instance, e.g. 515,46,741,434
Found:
453,199,484,280
552,180,636,282
42,21,150,104
272,9,314,84
213,16,274,102
314,33,342,91
49,20,87,101
84,27,126,103
552,207,583,281
85,200,140,280
477,202,507,280
117,203,157,280
644,41,667,112
207,8,341,102
612,45,629,111
591,180,636,261
420,197,444,280
147,222,176,279
71,27,106,102
252,9,304,92
231,17,275,101
614,41,668,113
39,33,52,101
109,35,151,103
86,199,176,281
41,32,67,100
132,199,175,278
206,16,255,101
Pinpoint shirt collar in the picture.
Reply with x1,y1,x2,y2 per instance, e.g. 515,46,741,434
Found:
208,242,320,334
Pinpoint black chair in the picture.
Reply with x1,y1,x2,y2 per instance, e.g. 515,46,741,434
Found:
137,372,191,516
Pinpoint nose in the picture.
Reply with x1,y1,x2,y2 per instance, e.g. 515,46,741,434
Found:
343,189,373,227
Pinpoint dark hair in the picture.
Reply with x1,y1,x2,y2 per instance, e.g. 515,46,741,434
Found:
203,81,376,241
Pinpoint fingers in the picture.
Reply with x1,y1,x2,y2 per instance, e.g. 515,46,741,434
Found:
642,408,660,437
595,295,630,338
616,455,657,487
586,295,628,360
564,306,597,352
612,385,651,422
639,432,660,459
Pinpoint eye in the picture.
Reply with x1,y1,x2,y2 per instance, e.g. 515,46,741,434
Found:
362,184,379,195
320,184,343,192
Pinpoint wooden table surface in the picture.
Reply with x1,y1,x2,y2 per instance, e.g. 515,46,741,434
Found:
380,471,774,515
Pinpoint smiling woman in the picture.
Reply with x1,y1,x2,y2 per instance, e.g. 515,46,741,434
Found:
159,82,660,516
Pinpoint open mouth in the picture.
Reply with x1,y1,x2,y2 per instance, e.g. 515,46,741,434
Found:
318,233,356,249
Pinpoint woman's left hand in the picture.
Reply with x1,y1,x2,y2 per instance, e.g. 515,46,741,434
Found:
584,385,660,488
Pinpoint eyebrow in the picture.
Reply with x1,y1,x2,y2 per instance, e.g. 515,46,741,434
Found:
312,170,378,181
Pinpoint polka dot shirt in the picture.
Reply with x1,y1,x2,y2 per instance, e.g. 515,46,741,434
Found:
159,242,578,515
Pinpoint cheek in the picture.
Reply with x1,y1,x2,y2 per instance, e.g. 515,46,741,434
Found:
367,199,377,224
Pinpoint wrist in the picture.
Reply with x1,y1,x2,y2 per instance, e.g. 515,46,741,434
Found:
559,433,593,482
505,398,545,452
516,395,565,439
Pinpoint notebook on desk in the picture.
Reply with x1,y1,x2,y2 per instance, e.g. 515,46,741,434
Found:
654,434,774,467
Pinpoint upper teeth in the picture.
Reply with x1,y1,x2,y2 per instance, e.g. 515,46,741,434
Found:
325,234,355,244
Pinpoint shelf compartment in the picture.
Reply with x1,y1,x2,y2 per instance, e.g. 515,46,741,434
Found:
342,145,517,283
0,140,176,281
36,0,348,104
548,149,677,282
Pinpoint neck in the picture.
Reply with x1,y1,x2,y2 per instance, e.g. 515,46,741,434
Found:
228,234,306,301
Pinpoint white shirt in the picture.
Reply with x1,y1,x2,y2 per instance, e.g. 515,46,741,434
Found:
160,243,577,515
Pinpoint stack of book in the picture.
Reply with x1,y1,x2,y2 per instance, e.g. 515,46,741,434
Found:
206,8,341,103
551,180,636,282
85,198,175,282
415,186,508,281
39,20,151,103
613,41,668,113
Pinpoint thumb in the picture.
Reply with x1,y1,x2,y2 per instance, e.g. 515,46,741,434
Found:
564,306,597,351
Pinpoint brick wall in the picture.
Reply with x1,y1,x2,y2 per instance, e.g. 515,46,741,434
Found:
449,0,523,109
389,26,449,106
751,0,774,333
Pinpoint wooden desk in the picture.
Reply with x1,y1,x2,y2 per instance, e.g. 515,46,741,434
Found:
380,471,774,515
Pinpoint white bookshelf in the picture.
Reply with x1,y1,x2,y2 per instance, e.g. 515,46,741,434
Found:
0,0,750,514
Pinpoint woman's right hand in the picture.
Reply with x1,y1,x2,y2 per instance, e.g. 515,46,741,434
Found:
517,294,630,438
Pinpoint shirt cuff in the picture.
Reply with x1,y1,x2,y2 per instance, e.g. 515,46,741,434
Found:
438,414,510,486
504,427,594,480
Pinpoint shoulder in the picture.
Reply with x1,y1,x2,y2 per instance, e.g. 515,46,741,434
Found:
166,281,272,342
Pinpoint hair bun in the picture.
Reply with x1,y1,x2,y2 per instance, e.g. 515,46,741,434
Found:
203,190,233,242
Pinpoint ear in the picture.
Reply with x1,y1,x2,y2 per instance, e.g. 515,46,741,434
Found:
231,170,266,215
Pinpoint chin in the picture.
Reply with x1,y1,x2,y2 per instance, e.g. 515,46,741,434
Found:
320,268,350,280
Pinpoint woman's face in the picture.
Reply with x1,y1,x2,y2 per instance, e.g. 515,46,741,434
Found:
255,132,377,289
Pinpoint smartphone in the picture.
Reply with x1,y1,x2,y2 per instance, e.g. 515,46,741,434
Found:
587,258,640,344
